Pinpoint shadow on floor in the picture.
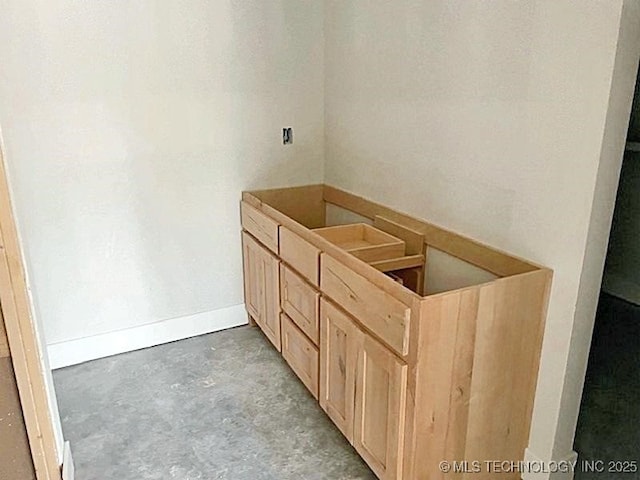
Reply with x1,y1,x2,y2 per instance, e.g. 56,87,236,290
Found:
54,326,375,480
574,293,640,480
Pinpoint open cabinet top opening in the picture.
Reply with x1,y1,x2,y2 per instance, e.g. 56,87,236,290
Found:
244,184,545,300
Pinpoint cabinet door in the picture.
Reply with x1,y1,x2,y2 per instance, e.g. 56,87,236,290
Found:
242,232,281,351
281,314,319,399
319,299,358,442
242,232,263,321
354,335,408,480
261,245,281,351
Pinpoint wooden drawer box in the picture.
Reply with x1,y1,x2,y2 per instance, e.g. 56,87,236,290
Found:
280,226,320,286
313,223,405,263
280,265,320,345
321,254,411,357
281,313,319,399
241,201,279,253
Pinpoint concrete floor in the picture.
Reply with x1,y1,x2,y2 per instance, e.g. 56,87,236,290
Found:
54,326,375,480
55,295,640,480
574,293,640,480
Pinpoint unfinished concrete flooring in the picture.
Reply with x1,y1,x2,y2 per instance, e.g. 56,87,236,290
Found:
54,326,375,480
574,293,640,480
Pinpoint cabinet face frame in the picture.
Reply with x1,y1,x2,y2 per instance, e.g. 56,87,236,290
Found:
319,298,358,443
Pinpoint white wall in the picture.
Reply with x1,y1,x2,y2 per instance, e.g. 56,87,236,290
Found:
0,133,65,460
563,1,640,462
0,0,324,346
324,0,637,471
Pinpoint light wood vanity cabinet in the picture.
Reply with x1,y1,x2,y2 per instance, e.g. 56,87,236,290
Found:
240,185,552,480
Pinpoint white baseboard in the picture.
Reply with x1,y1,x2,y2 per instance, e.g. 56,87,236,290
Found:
521,448,578,480
47,304,247,369
62,441,74,480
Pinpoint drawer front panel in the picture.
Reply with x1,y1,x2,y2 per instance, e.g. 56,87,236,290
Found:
321,254,411,357
241,201,279,253
279,227,320,286
280,265,320,345
281,314,319,399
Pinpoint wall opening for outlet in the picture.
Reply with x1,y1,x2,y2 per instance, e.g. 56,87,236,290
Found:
283,127,293,145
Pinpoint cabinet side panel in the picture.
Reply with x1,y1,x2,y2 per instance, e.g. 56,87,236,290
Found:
463,269,551,474
411,269,550,480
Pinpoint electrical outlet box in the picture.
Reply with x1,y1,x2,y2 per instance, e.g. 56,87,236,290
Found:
283,127,293,145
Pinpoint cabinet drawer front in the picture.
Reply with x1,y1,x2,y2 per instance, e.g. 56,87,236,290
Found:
281,265,320,345
321,254,411,357
280,227,320,286
241,201,279,253
281,314,319,399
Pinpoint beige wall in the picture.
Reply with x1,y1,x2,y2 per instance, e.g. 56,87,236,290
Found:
0,0,325,345
558,0,640,460
0,1,324,457
1,1,638,475
324,0,638,470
